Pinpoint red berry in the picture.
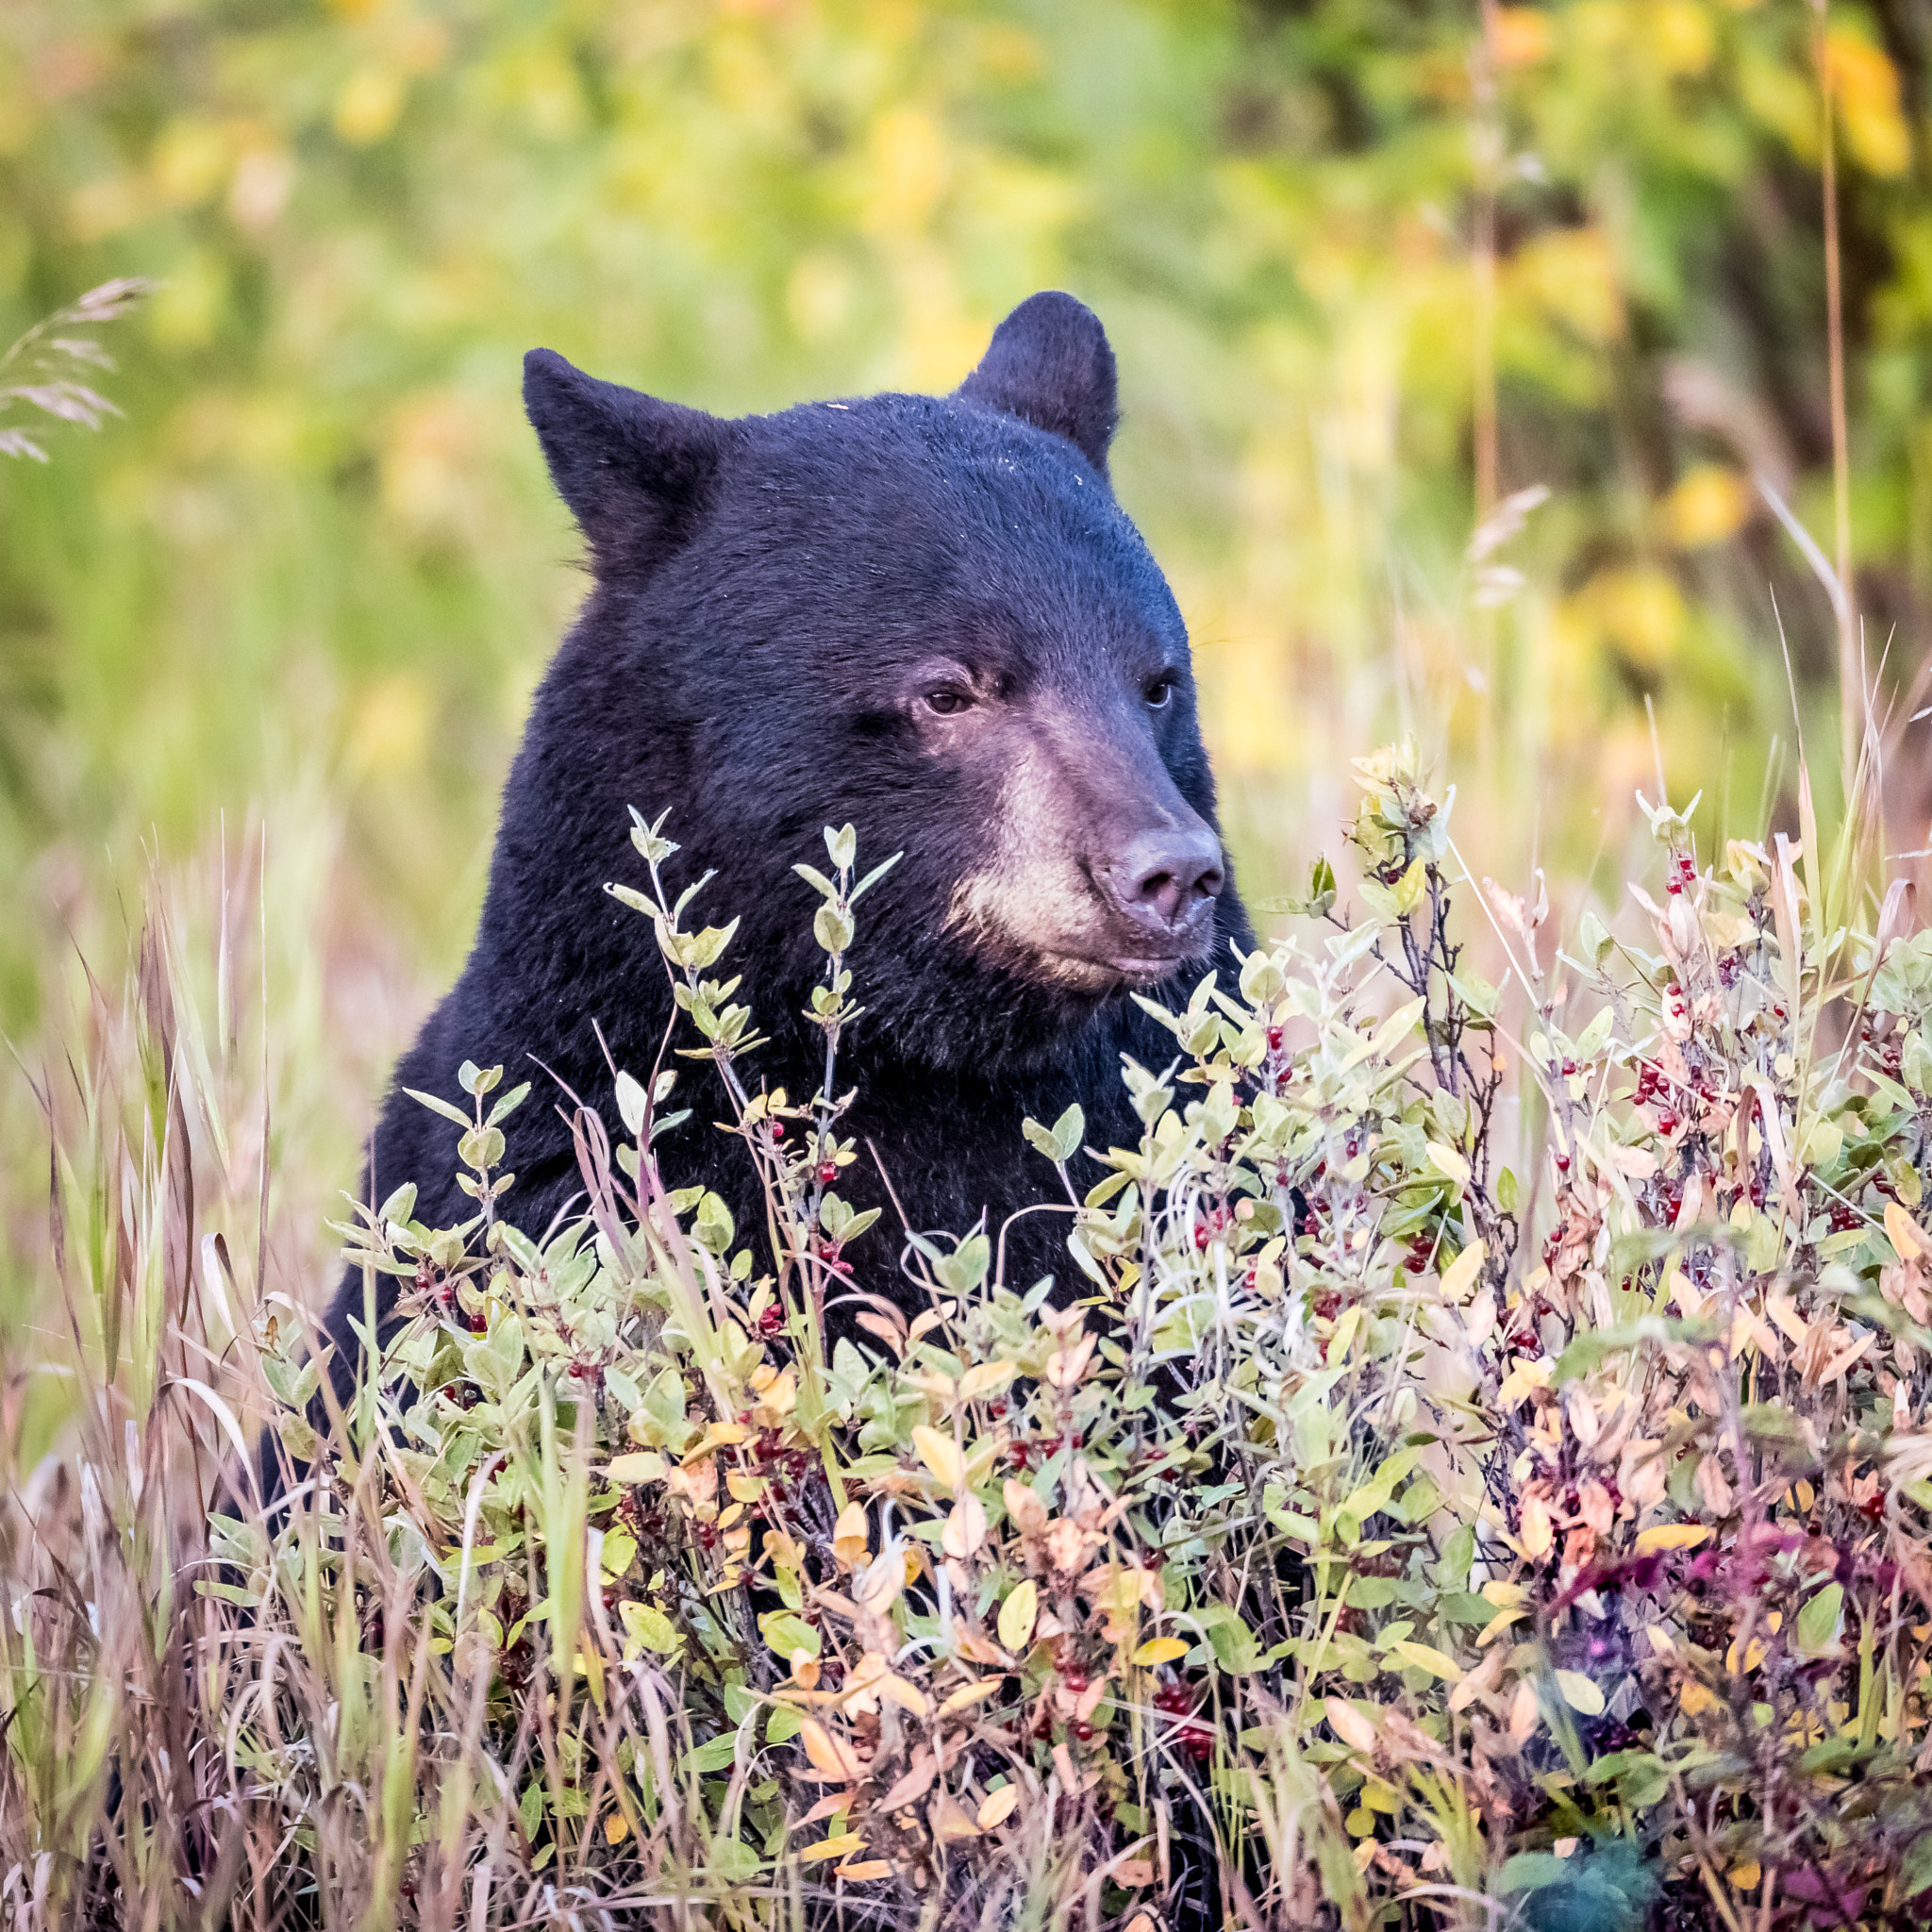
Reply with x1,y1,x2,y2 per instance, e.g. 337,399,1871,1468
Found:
758,1305,784,1338
1178,1723,1215,1763
1266,1025,1284,1051
1073,1719,1095,1742
1657,1113,1676,1135
1555,1155,1571,1173
816,1161,838,1186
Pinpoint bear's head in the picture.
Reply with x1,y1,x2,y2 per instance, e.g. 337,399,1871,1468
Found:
521,292,1241,1070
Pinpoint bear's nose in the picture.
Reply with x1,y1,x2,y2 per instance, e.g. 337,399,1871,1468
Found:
1110,825,1224,935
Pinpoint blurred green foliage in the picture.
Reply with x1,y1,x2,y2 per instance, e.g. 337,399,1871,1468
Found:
4,0,1932,1288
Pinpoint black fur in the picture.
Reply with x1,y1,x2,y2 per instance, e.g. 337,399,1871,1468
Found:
326,291,1250,1367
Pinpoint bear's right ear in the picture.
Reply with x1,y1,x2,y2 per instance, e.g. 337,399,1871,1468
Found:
956,291,1119,480
524,349,729,574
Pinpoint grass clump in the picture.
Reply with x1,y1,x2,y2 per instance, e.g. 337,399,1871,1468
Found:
11,736,1932,1931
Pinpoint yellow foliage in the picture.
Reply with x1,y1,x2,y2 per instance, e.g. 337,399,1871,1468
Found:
1661,464,1751,548
1511,227,1623,344
334,66,406,145
1828,26,1910,178
1648,0,1717,77
1559,566,1686,673
1492,8,1553,68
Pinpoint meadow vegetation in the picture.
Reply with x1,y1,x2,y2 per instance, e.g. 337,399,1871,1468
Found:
11,735,1932,1928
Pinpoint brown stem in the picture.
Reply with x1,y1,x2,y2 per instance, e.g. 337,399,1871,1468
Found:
1472,0,1502,522
1811,0,1858,775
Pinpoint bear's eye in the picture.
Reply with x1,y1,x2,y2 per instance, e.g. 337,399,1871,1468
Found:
1144,675,1175,709
924,687,974,717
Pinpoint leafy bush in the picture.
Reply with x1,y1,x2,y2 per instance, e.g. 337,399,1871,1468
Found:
11,738,1932,1930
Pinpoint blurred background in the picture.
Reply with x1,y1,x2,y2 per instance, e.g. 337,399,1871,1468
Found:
2,0,1928,1340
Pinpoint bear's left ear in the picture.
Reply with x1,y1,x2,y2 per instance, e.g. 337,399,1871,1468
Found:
956,291,1119,480
524,348,731,575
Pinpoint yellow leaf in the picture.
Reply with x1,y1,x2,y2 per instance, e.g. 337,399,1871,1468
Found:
1519,1491,1555,1558
835,1859,893,1881
997,1579,1039,1654
975,1785,1020,1830
913,1425,966,1491
1324,1697,1378,1752
939,1679,1004,1716
798,1719,861,1783
1133,1637,1189,1668
1391,1640,1464,1683
604,1811,631,1846
1729,1859,1762,1891
1425,1142,1471,1191
958,1361,1017,1401
1115,1858,1156,1888
607,1452,666,1484
1679,1681,1717,1716
1476,1606,1526,1646
878,1673,929,1718
1508,1678,1540,1743
832,1501,869,1568
1044,1331,1097,1389
1437,1239,1485,1302
1554,1670,1605,1716
726,1470,763,1504
1633,1522,1710,1556
929,1794,981,1840
800,1832,866,1864
941,1492,988,1559
1888,1199,1927,1260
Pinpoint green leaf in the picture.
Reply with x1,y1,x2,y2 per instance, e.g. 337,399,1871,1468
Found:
824,823,857,871
813,901,855,954
1553,1669,1605,1715
458,1059,502,1096
614,1071,648,1137
935,1233,990,1295
1193,1605,1259,1674
1023,1103,1086,1165
404,1086,471,1128
485,1080,530,1125
1497,1853,1570,1894
376,1182,418,1224
462,1316,525,1402
1795,1582,1844,1656
851,851,903,902
758,1609,821,1658
684,1734,741,1774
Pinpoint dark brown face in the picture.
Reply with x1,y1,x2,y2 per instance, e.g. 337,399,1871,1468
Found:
891,647,1226,994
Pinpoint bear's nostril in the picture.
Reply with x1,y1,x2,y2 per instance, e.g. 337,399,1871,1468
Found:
1118,827,1224,933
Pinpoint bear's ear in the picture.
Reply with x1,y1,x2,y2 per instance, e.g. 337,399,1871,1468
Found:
956,291,1119,479
524,348,730,573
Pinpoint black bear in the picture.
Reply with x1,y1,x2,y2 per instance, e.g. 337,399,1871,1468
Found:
327,291,1249,1359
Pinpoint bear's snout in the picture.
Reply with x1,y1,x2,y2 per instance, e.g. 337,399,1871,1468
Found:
1101,824,1224,953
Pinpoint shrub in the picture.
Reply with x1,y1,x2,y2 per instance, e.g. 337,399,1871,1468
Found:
8,738,1932,1931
